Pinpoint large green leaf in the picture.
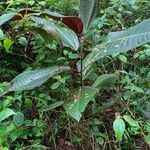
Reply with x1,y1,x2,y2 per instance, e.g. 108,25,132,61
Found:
0,108,16,122
63,86,98,122
80,0,99,30
31,17,80,50
55,27,80,51
0,66,70,96
92,74,118,89
11,66,70,91
81,19,150,78
0,13,16,26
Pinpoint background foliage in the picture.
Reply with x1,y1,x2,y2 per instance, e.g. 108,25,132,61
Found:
0,0,150,150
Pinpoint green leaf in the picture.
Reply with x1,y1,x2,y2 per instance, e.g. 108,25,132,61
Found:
51,82,61,90
55,27,80,50
31,16,60,42
63,86,98,122
0,13,16,26
13,112,24,127
113,118,125,141
41,101,64,112
80,0,99,30
31,17,79,50
29,26,54,45
24,98,33,110
118,54,128,63
96,137,104,145
0,108,16,122
145,134,150,145
3,38,13,52
123,115,140,128
2,147,9,150
0,66,70,96
0,123,15,144
11,66,70,91
0,29,4,38
10,129,24,142
92,74,118,89
19,37,28,46
82,19,150,77
108,31,126,41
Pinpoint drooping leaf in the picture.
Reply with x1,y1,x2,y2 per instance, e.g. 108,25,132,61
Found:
113,118,125,141
0,108,16,122
82,19,150,77
0,66,70,96
80,0,99,30
63,86,98,122
11,9,83,34
10,66,70,91
29,26,57,44
0,13,16,26
55,26,80,50
31,17,80,50
92,74,118,89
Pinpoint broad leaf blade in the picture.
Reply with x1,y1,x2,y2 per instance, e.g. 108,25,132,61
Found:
31,17,80,50
0,13,16,26
80,0,99,30
63,86,98,122
0,108,16,122
11,66,70,91
92,74,118,89
30,17,61,43
82,19,150,78
55,27,80,50
108,31,125,41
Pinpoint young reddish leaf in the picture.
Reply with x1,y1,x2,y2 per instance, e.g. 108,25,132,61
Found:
11,9,39,21
43,11,83,34
11,9,83,34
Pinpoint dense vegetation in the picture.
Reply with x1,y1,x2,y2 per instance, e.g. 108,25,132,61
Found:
0,0,150,149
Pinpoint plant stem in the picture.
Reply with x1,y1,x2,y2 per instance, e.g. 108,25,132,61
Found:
80,43,83,87
118,142,121,150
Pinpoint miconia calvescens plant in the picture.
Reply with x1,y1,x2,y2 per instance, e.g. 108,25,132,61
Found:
0,0,150,122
